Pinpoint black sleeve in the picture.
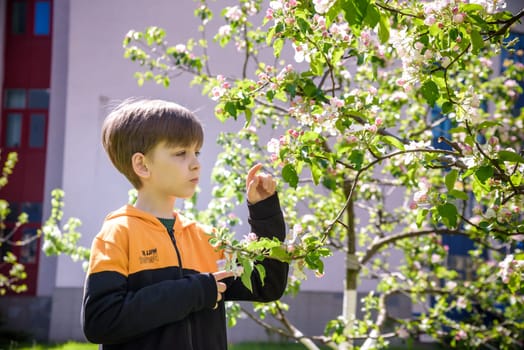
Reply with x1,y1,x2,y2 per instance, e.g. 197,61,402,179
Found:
81,270,217,344
224,192,289,302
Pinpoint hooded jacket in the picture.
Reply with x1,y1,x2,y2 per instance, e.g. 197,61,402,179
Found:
82,193,288,350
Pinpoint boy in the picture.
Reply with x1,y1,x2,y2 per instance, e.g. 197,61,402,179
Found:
81,99,288,349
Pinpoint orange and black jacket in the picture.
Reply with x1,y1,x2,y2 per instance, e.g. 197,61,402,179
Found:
81,193,288,350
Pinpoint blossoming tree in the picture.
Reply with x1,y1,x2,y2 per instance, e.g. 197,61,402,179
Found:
124,0,524,349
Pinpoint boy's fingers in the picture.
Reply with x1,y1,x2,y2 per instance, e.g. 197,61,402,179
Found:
217,281,227,294
246,163,263,186
213,270,236,281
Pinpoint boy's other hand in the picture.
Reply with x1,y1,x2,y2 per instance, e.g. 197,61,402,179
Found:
212,271,235,309
246,163,276,205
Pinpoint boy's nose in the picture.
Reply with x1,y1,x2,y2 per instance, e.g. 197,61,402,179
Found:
190,157,200,170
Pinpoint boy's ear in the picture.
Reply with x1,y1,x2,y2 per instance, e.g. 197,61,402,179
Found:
131,152,150,178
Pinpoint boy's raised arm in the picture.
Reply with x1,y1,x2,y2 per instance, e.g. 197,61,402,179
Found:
225,164,289,301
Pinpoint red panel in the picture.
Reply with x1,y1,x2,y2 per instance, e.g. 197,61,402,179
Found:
1,0,53,296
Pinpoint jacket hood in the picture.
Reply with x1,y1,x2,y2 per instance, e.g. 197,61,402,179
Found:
105,205,196,231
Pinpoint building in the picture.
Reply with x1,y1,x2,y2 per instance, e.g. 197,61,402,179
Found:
0,0,522,345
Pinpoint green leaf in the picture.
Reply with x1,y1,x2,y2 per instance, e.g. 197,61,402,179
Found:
497,150,524,163
416,209,429,228
273,38,284,58
381,135,405,151
224,101,237,118
437,203,458,228
255,264,266,286
470,29,484,54
297,17,311,34
378,16,390,43
349,150,364,170
241,259,253,292
282,164,299,188
342,0,368,26
474,166,494,184
364,4,380,28
445,169,458,191
449,189,469,200
442,101,453,114
508,273,520,294
420,79,440,107
300,131,320,143
270,245,289,262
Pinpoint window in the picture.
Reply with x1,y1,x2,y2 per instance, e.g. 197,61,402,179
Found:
5,89,26,109
28,89,49,109
5,202,20,222
501,31,524,116
5,113,23,148
19,228,38,263
34,1,50,35
20,202,42,223
11,1,27,34
29,114,46,147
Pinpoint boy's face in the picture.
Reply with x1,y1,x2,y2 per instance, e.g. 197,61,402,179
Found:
142,141,201,199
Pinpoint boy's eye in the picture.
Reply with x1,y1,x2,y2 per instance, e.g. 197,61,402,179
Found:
174,151,186,157
195,151,201,157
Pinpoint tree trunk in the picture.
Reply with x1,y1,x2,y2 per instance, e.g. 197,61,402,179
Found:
341,181,358,349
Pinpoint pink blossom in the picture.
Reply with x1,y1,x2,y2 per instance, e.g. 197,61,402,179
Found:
175,44,187,53
413,191,428,203
211,86,226,101
330,97,344,108
243,232,258,243
284,17,295,25
269,1,282,10
225,6,243,21
453,13,465,23
375,118,383,127
455,330,467,341
397,328,410,339
347,135,358,143
424,14,437,25
267,138,280,154
488,136,499,146
218,25,231,36
265,8,274,20
287,129,300,138
292,223,303,235
431,253,441,264
409,201,418,210
456,296,467,309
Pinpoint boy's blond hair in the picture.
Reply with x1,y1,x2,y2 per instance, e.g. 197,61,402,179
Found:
102,99,204,189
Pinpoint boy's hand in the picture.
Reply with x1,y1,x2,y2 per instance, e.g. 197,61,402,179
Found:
246,163,276,205
212,271,235,309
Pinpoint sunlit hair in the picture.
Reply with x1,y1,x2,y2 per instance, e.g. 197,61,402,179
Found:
101,98,204,189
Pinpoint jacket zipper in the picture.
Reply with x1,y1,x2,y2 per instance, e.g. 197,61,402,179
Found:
166,228,194,349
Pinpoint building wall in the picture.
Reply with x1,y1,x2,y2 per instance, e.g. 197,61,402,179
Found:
0,0,5,93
